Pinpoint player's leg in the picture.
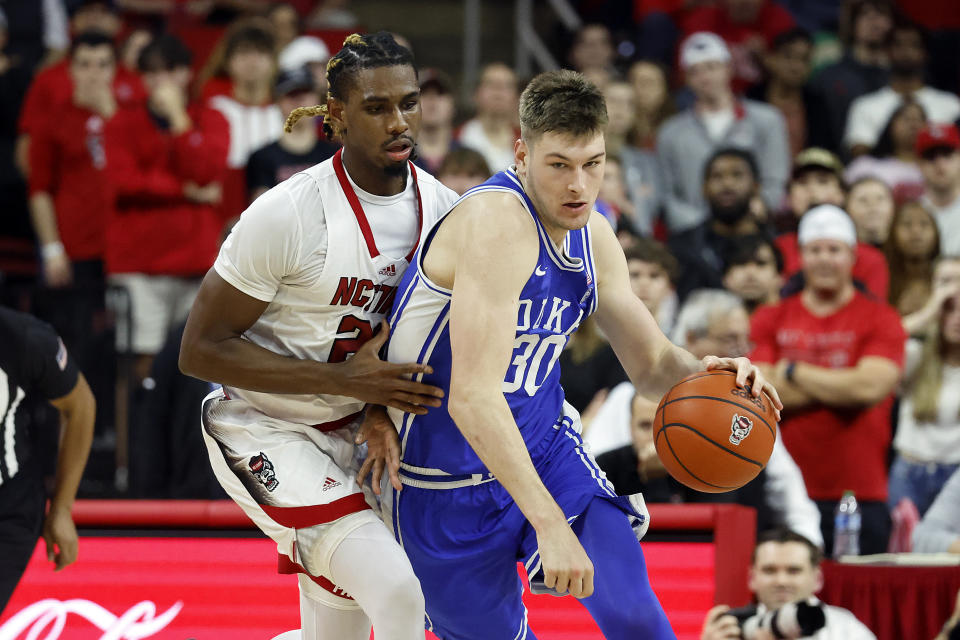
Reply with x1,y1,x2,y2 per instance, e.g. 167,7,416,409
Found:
575,497,676,640
199,394,379,637
298,573,371,640
528,408,674,639
326,521,424,640
390,483,536,640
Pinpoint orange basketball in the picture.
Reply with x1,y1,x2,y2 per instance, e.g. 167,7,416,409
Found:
653,370,778,493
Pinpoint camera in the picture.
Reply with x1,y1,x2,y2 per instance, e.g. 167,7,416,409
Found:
727,598,827,639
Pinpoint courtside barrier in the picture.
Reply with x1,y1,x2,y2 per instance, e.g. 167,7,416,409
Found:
72,500,755,605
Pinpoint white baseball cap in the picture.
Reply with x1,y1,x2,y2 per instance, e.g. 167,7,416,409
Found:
279,36,330,73
680,32,731,70
798,204,857,247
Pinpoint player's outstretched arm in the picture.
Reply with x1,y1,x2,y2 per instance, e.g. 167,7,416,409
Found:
590,214,781,413
179,270,443,415
442,195,594,599
45,372,96,571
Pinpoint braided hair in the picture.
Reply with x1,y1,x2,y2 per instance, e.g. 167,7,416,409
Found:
284,32,416,137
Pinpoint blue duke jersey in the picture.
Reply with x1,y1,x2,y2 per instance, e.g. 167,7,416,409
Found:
386,168,599,476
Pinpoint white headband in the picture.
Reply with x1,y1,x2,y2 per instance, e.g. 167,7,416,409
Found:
798,204,857,247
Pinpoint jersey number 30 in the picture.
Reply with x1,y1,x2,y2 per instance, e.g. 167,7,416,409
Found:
502,334,566,396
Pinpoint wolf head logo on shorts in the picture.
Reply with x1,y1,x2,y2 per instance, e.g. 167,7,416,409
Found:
728,414,754,446
249,452,279,491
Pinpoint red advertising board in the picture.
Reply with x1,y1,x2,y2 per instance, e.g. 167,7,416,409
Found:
0,537,713,639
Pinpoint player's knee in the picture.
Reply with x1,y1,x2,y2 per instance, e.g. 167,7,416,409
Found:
368,569,425,624
386,570,425,613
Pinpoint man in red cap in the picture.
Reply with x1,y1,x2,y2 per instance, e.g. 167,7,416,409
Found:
918,123,960,256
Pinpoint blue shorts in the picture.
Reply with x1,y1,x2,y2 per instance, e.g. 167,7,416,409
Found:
387,409,675,640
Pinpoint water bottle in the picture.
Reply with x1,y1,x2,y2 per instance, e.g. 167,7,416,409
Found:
833,490,861,560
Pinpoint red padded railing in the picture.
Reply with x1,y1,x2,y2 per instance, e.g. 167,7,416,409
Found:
72,500,755,605
648,503,756,605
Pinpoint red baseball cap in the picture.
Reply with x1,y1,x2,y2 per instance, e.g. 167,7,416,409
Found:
916,123,960,157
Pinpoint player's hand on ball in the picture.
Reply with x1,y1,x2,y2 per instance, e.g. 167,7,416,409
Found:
338,320,444,415
356,406,402,495
536,522,595,599
702,355,783,420
42,506,78,571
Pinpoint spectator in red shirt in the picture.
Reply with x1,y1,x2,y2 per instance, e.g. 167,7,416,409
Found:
28,31,117,288
777,147,891,300
104,33,229,374
751,204,905,554
682,0,796,92
15,0,144,178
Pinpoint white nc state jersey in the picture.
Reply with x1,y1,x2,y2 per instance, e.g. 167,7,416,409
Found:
213,150,458,425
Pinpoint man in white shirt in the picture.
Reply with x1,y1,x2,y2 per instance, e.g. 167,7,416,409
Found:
844,22,960,156
701,529,876,640
918,123,960,256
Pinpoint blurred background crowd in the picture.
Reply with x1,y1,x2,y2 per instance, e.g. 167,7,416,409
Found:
2,0,960,564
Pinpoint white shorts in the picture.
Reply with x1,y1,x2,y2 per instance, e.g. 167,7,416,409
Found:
201,389,382,610
109,273,201,354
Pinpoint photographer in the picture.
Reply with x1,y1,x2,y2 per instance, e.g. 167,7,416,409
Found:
701,529,876,640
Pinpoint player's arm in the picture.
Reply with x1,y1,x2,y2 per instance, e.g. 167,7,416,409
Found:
27,128,72,287
29,192,72,287
179,271,443,415
43,372,96,571
590,214,782,412
445,195,594,599
781,357,899,408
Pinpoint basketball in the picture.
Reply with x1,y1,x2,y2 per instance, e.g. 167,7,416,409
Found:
654,370,778,494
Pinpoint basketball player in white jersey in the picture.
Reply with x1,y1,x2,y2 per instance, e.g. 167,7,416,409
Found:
179,33,458,640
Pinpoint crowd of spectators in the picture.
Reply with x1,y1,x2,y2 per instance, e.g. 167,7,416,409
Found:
3,0,960,606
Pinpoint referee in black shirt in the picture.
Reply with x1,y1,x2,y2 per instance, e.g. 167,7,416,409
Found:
0,306,94,614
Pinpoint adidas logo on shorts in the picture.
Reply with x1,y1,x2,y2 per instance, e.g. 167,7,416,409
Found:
322,477,342,491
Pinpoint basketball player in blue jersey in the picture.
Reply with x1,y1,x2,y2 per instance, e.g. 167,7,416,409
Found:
366,70,784,639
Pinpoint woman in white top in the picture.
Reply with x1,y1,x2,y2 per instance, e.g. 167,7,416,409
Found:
890,289,960,515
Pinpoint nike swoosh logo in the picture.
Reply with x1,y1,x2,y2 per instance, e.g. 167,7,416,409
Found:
535,266,547,276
